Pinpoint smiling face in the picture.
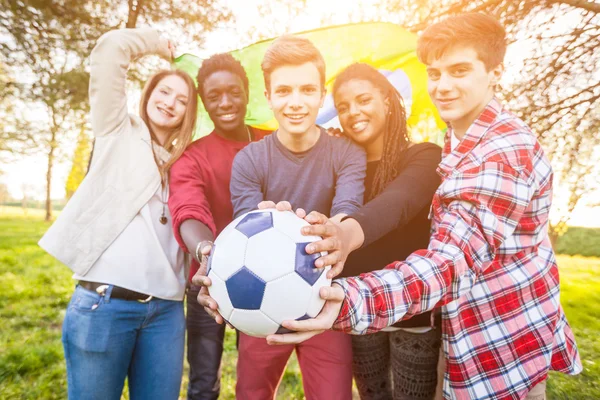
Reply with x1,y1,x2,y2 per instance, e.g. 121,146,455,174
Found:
265,62,325,138
334,79,389,147
202,70,248,136
426,45,503,136
146,74,190,131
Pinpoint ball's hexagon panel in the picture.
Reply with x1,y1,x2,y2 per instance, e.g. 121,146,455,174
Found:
275,314,312,334
245,228,296,282
235,210,274,238
225,267,266,310
229,309,280,338
210,229,248,281
207,270,234,321
294,242,325,285
306,268,331,318
261,273,312,324
215,212,241,242
272,210,322,243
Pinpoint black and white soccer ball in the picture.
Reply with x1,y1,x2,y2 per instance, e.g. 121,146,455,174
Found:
207,209,331,337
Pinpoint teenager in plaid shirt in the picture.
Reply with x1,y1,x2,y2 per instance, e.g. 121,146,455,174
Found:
258,13,582,399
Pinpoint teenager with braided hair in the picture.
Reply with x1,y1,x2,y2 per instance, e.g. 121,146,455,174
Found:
335,64,412,200
325,63,443,399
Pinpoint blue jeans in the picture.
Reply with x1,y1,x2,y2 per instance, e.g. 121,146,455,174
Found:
62,285,185,400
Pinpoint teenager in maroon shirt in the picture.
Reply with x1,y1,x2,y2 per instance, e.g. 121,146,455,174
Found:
168,53,268,400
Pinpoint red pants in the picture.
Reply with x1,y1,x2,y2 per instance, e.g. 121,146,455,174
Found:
236,330,353,400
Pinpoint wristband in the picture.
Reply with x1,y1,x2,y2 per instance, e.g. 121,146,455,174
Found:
194,240,213,264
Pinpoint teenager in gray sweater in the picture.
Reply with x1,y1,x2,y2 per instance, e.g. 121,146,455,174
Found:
230,126,365,220
200,35,366,400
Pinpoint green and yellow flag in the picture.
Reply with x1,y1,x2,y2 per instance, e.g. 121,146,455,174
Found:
175,22,445,143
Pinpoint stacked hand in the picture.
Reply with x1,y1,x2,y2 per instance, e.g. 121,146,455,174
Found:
193,200,353,344
191,242,232,327
257,200,353,279
325,127,344,138
265,283,344,345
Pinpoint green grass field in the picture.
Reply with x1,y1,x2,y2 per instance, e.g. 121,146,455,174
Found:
0,207,599,399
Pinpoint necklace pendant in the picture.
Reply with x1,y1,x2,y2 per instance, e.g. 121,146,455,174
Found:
159,215,168,225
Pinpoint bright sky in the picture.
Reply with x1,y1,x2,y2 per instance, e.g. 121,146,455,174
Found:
2,0,599,226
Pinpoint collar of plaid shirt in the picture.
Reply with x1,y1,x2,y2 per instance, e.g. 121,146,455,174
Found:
437,97,503,180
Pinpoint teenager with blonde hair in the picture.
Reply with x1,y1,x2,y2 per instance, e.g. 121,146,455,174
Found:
39,28,198,400
196,35,366,399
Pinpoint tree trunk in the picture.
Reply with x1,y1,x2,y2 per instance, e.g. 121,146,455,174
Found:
45,132,57,222
126,0,144,28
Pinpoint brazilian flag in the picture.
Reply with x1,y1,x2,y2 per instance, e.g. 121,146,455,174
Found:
175,22,445,143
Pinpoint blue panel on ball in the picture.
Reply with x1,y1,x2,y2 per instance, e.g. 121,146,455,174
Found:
235,211,274,238
226,266,266,310
275,314,312,334
294,243,323,285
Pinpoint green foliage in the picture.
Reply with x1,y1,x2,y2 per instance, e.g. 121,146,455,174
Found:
548,255,600,399
0,216,71,399
378,0,600,241
555,227,600,258
65,129,91,200
0,0,231,221
0,213,598,398
0,63,36,159
43,68,90,113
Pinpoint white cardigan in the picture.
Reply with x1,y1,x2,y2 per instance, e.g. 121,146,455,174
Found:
39,28,175,277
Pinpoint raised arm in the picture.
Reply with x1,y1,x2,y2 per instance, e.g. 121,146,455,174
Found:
230,148,265,218
334,161,536,334
89,28,171,137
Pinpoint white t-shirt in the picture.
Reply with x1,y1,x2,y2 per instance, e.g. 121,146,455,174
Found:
451,131,461,151
73,184,185,300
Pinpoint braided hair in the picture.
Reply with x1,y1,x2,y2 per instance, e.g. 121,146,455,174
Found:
332,63,410,200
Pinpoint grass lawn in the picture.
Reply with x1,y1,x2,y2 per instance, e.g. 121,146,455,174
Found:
0,208,599,399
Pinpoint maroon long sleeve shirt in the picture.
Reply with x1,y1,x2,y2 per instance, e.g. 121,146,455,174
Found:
169,128,270,280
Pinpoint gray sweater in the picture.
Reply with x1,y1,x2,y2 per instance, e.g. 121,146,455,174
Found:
230,129,366,218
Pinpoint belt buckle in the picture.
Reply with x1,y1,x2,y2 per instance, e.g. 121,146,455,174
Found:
95,284,109,295
137,294,153,303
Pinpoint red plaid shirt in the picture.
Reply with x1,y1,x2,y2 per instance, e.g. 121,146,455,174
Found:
334,98,581,399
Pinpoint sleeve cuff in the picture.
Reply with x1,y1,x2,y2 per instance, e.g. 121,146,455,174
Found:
172,213,217,254
345,210,373,249
332,207,360,218
331,279,355,332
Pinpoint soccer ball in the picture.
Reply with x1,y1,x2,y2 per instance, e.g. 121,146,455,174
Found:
207,209,331,337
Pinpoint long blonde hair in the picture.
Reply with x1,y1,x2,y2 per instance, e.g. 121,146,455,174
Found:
139,69,198,180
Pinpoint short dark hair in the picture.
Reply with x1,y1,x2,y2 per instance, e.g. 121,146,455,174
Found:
261,35,326,91
417,13,507,71
196,53,249,102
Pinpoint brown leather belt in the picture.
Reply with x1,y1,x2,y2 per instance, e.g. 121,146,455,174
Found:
79,280,154,303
